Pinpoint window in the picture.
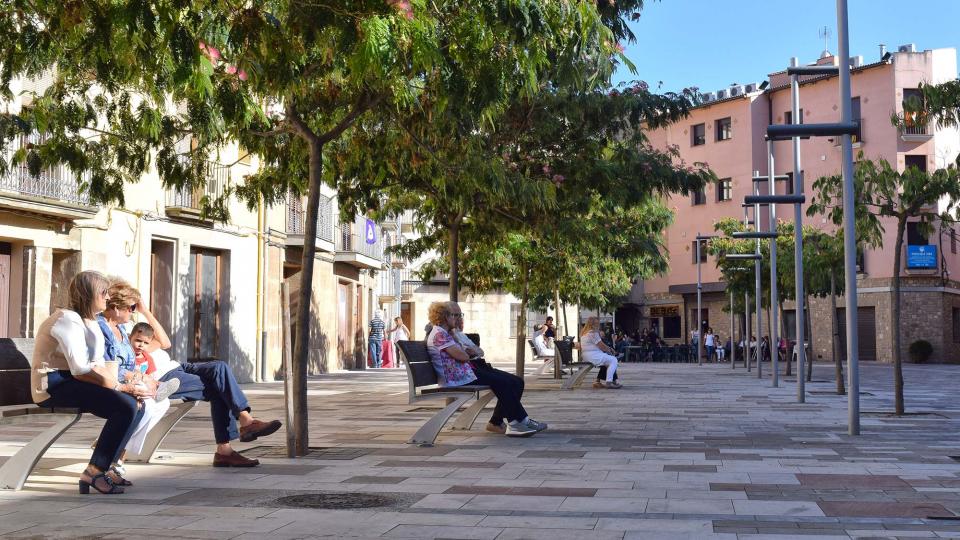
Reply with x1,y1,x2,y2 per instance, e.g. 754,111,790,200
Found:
904,154,927,173
691,187,706,205
856,245,866,273
952,229,957,254
509,304,547,338
784,109,804,125
692,240,707,264
783,172,795,195
716,178,732,202
954,307,960,343
907,222,929,246
715,117,732,141
851,97,862,143
691,123,705,146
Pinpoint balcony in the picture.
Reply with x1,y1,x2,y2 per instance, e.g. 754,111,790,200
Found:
286,191,334,252
334,215,385,269
900,122,933,143
165,161,230,220
399,210,417,234
0,135,95,219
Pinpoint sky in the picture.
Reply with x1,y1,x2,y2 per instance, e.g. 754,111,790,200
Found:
612,0,960,94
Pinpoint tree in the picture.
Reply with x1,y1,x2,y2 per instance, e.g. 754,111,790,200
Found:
809,156,960,415
0,0,601,453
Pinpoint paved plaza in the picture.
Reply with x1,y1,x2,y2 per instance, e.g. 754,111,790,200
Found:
2,361,960,539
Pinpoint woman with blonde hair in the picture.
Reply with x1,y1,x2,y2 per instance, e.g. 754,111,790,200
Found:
580,317,621,389
30,270,144,494
97,279,179,479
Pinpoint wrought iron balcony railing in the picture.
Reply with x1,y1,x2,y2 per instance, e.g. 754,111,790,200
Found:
336,215,385,262
287,191,334,243
0,134,92,206
165,160,230,213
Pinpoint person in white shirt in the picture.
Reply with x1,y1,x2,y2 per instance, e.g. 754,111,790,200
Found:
30,270,145,494
704,328,716,362
579,317,621,389
386,317,411,367
532,326,555,357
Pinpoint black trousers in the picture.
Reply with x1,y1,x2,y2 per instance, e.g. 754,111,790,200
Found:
595,366,619,382
40,371,144,471
469,362,527,424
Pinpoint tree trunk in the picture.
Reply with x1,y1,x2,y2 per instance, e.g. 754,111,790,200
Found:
830,269,845,394
892,217,906,415
291,138,323,456
448,220,461,302
805,293,814,382
515,264,530,377
554,289,563,337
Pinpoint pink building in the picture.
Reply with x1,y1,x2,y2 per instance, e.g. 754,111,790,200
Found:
628,45,960,363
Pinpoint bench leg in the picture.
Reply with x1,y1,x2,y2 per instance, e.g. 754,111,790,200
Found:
562,364,595,390
450,391,495,431
124,401,197,463
408,395,472,447
0,413,82,491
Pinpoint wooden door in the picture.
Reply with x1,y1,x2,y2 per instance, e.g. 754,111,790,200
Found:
337,282,352,368
400,302,413,340
188,247,222,361
836,306,878,361
0,242,10,338
150,240,175,336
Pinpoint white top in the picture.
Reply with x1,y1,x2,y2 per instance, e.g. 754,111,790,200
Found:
704,333,715,347
49,310,105,375
391,326,409,343
580,331,603,355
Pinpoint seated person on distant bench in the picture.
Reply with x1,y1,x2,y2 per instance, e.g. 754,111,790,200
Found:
532,325,555,358
581,317,622,389
427,301,547,437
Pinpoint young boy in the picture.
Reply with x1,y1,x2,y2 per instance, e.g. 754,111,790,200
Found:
130,323,178,401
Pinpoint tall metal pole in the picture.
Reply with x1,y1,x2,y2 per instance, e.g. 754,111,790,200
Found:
745,291,751,371
753,172,763,379
768,141,780,388
696,234,703,366
790,59,808,403
837,0,860,435
730,291,735,368
743,206,752,372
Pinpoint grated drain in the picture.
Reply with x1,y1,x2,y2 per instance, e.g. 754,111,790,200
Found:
275,492,397,509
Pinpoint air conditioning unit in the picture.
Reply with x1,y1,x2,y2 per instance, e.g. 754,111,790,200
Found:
744,83,759,93
701,92,716,103
849,55,863,68
715,89,728,100
729,85,743,97
898,43,917,53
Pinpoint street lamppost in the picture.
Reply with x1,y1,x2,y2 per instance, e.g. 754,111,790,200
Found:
695,234,711,366
764,0,860,433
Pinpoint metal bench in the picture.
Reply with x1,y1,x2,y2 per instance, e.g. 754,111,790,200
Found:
554,340,594,390
397,340,494,446
0,338,195,491
527,339,555,377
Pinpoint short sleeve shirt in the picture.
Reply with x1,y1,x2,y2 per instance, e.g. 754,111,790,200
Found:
580,331,603,355
426,326,476,387
369,318,385,341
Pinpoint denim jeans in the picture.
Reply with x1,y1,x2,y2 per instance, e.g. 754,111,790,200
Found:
40,370,144,470
368,339,382,368
161,361,250,444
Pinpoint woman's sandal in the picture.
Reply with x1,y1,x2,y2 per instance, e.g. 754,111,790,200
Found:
109,467,133,486
79,471,124,494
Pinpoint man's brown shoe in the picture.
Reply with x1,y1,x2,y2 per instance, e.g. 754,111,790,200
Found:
239,419,282,443
485,421,506,434
213,450,260,468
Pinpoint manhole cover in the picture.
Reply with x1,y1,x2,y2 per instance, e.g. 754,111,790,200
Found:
275,492,396,509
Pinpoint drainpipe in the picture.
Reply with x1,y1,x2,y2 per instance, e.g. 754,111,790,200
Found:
255,197,267,382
